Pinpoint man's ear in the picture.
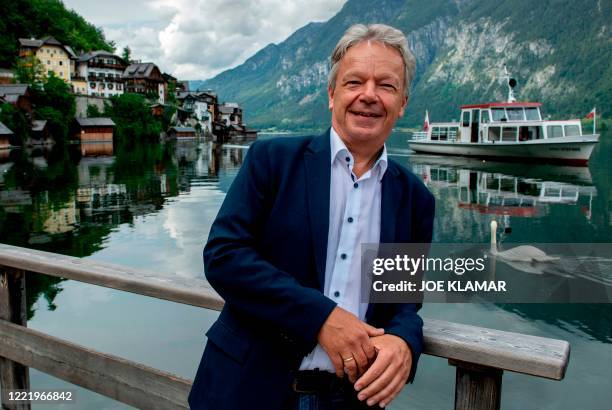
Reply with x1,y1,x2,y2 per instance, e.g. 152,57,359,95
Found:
398,95,408,118
328,85,334,111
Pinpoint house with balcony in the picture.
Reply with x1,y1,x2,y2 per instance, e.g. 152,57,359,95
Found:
18,36,76,84
122,63,166,104
218,103,243,126
75,51,127,97
177,91,217,134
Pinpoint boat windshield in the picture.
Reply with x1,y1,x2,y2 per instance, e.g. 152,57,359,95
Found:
525,107,540,120
506,108,524,121
491,108,506,121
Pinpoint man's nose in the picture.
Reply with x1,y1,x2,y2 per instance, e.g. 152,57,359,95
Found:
359,80,377,103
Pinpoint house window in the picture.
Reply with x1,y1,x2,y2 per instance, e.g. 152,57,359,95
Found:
117,84,122,90
59,71,63,77
100,83,106,89
108,83,113,90
90,82,96,89
59,61,63,66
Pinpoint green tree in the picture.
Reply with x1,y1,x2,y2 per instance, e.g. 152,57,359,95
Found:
0,103,30,145
121,46,131,63
0,0,114,69
104,93,162,142
86,104,102,117
13,55,45,85
30,73,76,143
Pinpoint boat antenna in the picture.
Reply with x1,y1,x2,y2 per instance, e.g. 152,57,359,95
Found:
502,65,517,103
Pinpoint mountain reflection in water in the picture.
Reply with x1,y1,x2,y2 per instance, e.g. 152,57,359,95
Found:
0,130,610,409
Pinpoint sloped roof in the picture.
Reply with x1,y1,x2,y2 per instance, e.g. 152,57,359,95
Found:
32,120,48,132
219,106,240,114
19,36,76,58
169,126,196,133
76,117,115,127
78,50,123,62
0,121,14,135
123,62,160,79
0,84,28,97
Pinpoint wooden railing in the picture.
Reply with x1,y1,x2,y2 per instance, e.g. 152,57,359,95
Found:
0,244,570,410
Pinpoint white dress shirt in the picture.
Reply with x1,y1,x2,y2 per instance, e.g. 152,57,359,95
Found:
299,127,388,372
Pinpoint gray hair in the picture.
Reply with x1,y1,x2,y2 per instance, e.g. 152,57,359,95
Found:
328,24,416,96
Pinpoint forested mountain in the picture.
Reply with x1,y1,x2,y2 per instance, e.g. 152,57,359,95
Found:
195,0,611,130
0,0,114,69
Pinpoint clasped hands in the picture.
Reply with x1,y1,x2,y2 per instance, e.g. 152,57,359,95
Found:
317,306,412,408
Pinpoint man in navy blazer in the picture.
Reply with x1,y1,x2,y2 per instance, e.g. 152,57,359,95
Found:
189,23,435,410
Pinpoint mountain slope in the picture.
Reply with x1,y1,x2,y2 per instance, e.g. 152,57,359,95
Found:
0,0,114,69
197,0,611,130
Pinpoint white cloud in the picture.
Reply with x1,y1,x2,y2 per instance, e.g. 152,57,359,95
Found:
63,0,346,80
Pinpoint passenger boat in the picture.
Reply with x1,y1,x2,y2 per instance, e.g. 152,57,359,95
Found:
408,68,599,165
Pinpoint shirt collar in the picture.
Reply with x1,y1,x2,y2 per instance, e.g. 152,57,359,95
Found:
330,127,388,180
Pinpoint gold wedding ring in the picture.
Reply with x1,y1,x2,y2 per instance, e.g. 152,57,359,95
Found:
343,356,355,363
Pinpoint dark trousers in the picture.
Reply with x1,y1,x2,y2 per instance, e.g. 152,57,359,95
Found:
285,371,383,410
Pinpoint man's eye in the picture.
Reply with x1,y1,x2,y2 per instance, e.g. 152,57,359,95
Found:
381,84,396,90
346,80,361,85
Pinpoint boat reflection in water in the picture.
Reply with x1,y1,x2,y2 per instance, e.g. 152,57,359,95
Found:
409,154,597,221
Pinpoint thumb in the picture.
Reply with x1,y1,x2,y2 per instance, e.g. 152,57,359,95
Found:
364,323,385,336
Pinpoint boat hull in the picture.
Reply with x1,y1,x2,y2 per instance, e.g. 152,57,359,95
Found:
407,135,599,166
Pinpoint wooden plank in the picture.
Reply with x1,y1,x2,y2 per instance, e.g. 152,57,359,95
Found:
424,318,570,380
0,267,30,410
451,360,502,410
0,320,191,410
0,244,571,380
0,244,223,311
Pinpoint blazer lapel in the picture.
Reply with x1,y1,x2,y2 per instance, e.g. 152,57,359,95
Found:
304,130,331,291
380,161,402,244
367,161,401,321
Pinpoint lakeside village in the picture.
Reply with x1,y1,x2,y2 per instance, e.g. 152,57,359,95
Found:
0,36,257,151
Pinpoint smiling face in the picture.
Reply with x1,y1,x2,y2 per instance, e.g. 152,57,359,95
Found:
328,40,408,150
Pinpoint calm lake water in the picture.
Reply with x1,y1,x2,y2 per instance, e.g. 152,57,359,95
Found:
0,130,610,409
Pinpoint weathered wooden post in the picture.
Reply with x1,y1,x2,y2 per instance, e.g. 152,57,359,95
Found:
450,359,502,410
0,266,30,410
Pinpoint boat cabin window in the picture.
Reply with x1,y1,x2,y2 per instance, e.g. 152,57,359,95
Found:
502,127,517,142
491,108,506,121
519,126,542,141
488,126,501,141
431,127,448,141
506,108,525,121
564,125,580,136
525,107,540,121
547,125,563,138
462,111,470,127
481,110,490,123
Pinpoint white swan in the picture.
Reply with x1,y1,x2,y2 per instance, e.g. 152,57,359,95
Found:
490,220,559,262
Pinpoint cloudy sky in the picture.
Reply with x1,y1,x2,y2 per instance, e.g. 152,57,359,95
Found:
62,0,346,81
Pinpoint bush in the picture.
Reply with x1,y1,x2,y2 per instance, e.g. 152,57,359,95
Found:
0,103,29,145
104,93,162,142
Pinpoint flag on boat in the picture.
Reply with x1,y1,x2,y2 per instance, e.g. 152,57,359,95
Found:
585,107,596,119
423,110,429,131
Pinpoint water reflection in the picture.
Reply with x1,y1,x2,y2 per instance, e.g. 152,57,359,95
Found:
0,140,247,317
411,157,596,221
